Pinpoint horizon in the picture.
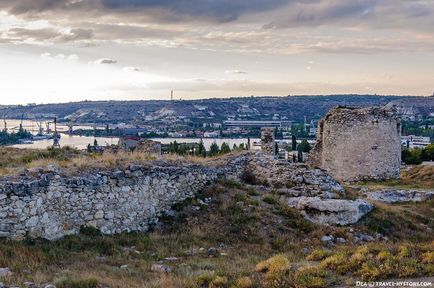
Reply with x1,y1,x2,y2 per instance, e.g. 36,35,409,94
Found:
0,93,428,107
1,1,434,104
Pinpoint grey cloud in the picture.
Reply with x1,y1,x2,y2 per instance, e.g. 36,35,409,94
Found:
0,0,93,15
225,70,247,74
102,0,291,22
1,27,93,44
262,0,434,29
93,58,117,64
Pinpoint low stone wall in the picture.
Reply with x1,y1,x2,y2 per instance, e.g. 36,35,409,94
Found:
0,164,221,240
0,151,374,240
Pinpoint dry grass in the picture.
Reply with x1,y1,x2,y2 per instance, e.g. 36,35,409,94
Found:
359,165,434,190
0,151,433,287
0,147,242,177
401,165,434,188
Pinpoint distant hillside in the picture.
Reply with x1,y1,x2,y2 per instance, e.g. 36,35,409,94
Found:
0,95,429,124
386,96,434,120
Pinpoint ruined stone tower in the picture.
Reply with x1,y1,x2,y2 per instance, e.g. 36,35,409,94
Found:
261,127,275,155
308,106,401,182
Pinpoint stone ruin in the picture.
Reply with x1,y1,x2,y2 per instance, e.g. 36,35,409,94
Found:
260,127,275,155
135,140,162,155
308,106,401,182
0,151,375,240
118,137,162,156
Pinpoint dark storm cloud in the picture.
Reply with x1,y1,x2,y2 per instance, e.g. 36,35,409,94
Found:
102,0,290,21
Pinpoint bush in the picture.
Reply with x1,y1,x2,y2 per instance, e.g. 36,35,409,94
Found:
402,148,423,165
263,195,278,205
255,255,292,288
233,277,253,288
56,278,99,288
79,226,101,236
240,168,259,185
307,249,332,261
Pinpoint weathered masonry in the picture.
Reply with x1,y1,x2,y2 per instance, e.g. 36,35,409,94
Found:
308,106,401,182
0,164,221,240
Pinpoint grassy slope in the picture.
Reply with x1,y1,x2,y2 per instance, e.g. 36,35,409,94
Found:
358,165,434,190
0,177,433,288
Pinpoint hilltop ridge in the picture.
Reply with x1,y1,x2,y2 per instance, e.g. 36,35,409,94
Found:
0,95,417,124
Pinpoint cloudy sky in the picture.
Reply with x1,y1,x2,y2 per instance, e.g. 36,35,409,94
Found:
0,0,433,104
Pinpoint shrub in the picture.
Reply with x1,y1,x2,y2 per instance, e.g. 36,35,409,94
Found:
320,252,355,274
263,195,278,205
294,266,329,288
233,277,253,288
357,261,382,281
210,276,228,288
421,251,434,263
79,226,101,236
240,168,259,185
307,249,331,261
255,255,292,288
56,278,99,288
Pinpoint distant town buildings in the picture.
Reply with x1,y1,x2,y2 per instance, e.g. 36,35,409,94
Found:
309,120,318,137
203,131,220,138
223,120,292,129
401,135,431,149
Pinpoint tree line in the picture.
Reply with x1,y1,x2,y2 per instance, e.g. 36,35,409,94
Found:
0,128,32,145
167,139,250,157
402,144,434,165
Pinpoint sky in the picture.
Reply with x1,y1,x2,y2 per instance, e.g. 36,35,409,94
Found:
0,0,434,105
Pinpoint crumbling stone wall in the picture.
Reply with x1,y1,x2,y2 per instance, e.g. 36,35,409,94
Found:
135,140,162,155
0,164,220,240
0,150,373,240
308,106,401,182
261,127,275,155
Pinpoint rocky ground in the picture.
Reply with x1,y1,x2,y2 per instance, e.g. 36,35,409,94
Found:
0,161,433,287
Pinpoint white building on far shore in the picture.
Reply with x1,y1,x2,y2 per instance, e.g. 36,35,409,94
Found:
401,135,431,148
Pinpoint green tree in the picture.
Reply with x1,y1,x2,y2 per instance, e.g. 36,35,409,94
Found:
209,141,220,156
220,142,231,154
299,139,311,153
401,148,423,165
425,143,434,161
297,145,303,162
198,139,206,156
173,140,179,153
291,135,297,151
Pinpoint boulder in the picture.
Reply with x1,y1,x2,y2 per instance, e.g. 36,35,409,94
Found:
151,264,172,273
0,268,12,277
366,189,434,203
287,197,374,225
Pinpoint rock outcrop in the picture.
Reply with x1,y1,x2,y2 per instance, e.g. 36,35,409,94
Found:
229,152,373,225
366,189,434,203
0,151,373,240
287,197,374,225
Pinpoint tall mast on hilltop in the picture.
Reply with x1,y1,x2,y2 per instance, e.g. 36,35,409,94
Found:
171,90,174,101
